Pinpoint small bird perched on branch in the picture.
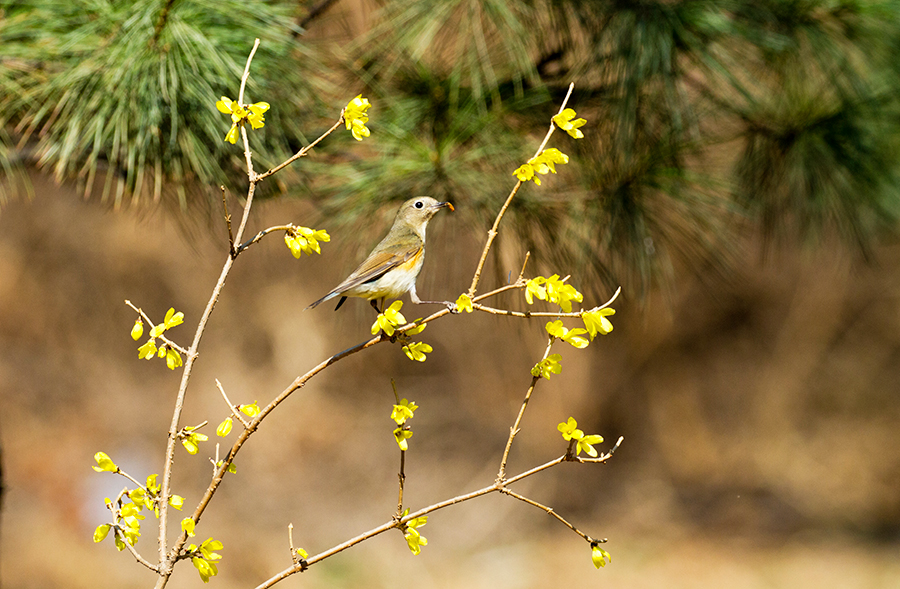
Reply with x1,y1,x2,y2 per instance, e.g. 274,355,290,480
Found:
306,196,455,313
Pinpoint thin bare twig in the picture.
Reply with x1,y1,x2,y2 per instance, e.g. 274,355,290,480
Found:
235,225,294,254
216,379,250,429
497,336,555,481
288,524,307,568
256,114,345,181
114,468,147,492
391,380,407,517
221,186,235,257
500,489,593,542
470,284,622,318
396,447,406,517
467,83,576,297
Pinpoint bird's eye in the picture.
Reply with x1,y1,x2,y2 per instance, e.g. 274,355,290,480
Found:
414,200,424,209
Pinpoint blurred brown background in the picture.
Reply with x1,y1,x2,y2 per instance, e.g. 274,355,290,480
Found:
1,171,899,588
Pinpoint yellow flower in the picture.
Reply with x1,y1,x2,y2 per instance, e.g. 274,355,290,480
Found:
169,494,185,510
391,398,418,425
405,527,428,554
180,426,208,455
94,524,111,543
512,148,570,185
92,451,118,473
285,226,330,258
582,308,615,337
402,341,433,362
525,276,548,304
189,536,224,581
592,544,611,568
535,148,569,173
239,401,260,417
192,556,218,582
393,426,414,450
404,321,427,335
552,108,587,139
146,474,160,494
545,274,583,312
165,348,183,370
403,512,428,555
190,537,224,583
216,96,270,143
129,488,153,511
344,95,372,141
456,293,473,313
225,125,239,144
513,162,539,185
545,320,590,348
138,339,157,360
371,300,407,336
576,433,604,457
216,97,244,121
557,417,583,441
246,102,270,129
531,354,563,379
150,307,184,338
216,417,233,437
182,517,196,537
130,319,143,340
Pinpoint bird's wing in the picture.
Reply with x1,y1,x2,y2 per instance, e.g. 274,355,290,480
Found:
334,241,421,292
305,241,421,309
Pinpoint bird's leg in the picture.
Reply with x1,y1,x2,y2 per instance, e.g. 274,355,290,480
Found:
409,284,458,314
370,299,383,314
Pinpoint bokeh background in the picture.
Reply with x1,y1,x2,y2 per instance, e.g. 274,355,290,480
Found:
2,1,900,587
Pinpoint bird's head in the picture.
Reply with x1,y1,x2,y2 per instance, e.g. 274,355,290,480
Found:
395,196,454,238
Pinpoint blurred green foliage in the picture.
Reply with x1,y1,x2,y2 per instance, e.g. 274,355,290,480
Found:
2,0,900,296
0,0,328,207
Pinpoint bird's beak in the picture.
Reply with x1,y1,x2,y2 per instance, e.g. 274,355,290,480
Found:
438,201,455,212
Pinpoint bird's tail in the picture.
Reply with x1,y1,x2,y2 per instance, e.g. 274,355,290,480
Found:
304,292,335,310
305,291,347,311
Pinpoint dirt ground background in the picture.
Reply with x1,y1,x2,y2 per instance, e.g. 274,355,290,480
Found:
1,173,899,588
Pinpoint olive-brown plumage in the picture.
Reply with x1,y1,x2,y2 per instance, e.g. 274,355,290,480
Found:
306,197,454,312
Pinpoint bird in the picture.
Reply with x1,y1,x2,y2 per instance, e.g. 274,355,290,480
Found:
306,196,454,313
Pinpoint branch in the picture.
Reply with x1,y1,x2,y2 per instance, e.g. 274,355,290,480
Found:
467,83,576,297
154,38,263,589
105,491,158,572
124,300,191,356
221,186,235,257
216,379,250,429
235,225,294,255
256,114,345,181
171,333,389,554
149,0,176,48
472,285,623,318
254,443,620,589
238,39,261,184
298,0,340,29
497,336,555,481
500,489,594,543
